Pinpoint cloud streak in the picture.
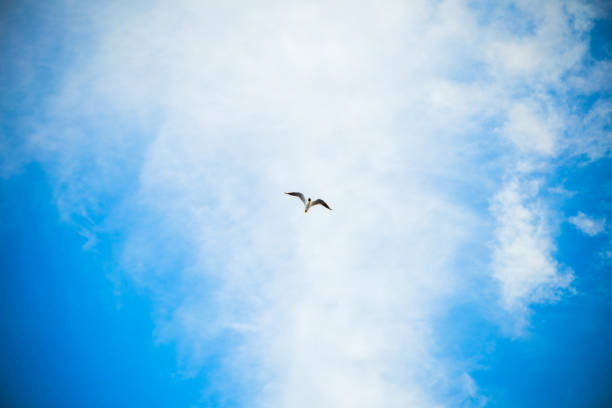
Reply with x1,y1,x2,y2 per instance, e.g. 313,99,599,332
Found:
569,212,607,236
491,178,573,332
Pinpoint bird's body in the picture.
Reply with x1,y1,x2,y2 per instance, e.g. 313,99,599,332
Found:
305,199,313,213
285,192,332,213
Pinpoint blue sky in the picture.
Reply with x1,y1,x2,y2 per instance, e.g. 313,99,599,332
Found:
1,1,611,407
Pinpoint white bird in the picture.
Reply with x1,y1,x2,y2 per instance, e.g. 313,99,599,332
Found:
285,192,332,213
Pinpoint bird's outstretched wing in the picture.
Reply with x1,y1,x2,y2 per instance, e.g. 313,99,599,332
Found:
286,192,306,204
312,199,332,210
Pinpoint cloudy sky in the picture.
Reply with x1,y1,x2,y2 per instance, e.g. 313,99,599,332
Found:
1,0,611,406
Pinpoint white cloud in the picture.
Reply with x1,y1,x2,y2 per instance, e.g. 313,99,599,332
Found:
502,102,560,156
14,0,610,406
569,212,606,236
567,100,612,161
490,179,574,333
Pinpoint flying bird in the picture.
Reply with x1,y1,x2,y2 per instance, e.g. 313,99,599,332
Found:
285,192,332,213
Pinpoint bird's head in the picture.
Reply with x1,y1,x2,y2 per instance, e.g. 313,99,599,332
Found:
308,198,311,202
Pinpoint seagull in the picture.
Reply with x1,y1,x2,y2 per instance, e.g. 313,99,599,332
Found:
285,192,332,213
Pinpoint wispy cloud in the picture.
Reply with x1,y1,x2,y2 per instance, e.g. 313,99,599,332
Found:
569,212,607,236
490,178,574,333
